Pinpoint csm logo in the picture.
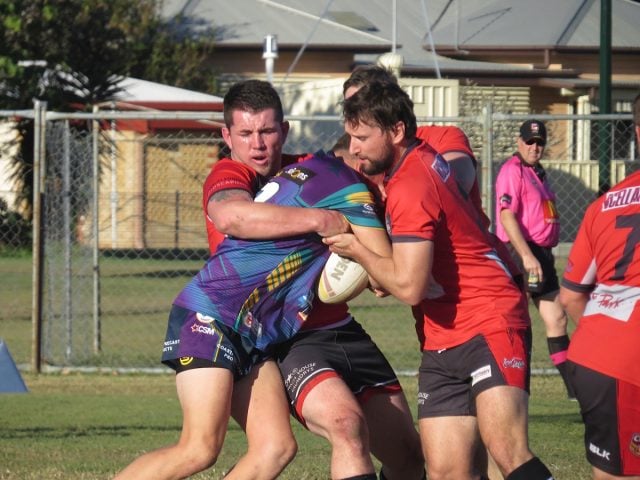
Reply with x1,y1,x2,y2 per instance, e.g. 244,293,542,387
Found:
589,442,611,461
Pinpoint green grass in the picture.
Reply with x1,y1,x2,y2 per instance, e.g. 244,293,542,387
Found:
1,253,571,373
0,254,588,478
0,372,589,480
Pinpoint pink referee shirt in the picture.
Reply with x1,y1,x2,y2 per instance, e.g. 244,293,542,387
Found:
495,154,560,247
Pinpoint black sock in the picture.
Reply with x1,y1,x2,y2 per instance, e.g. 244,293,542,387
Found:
341,474,377,480
506,457,554,480
547,335,575,397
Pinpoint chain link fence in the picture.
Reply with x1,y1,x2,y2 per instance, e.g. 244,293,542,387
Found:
0,107,635,375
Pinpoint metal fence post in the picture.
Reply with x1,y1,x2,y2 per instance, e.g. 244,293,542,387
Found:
482,102,495,229
31,100,47,373
92,106,102,353
63,121,73,361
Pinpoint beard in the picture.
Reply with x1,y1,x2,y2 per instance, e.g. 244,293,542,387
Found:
359,143,395,176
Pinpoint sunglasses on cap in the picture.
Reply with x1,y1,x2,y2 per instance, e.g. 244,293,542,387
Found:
525,138,546,147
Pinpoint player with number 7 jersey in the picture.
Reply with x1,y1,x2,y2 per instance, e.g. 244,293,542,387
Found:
560,170,640,476
560,170,640,388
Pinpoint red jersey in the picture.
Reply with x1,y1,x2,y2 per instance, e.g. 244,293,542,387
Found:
384,140,529,350
202,154,349,330
562,171,640,387
417,125,474,158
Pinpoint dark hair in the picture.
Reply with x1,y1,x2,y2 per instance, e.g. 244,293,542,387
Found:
330,132,351,154
343,81,417,140
634,92,640,128
223,80,284,127
343,65,398,96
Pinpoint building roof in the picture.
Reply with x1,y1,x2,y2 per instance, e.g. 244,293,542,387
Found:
427,0,640,51
161,0,640,81
162,0,391,50
113,77,223,104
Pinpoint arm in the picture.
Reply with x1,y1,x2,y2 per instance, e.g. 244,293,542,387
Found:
558,286,589,325
324,233,432,305
442,152,476,195
499,208,542,280
350,224,391,293
208,189,349,239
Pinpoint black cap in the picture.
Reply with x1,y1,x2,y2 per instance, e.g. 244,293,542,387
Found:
520,120,547,143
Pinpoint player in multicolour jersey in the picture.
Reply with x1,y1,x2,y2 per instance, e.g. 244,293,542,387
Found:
115,152,390,480
326,81,556,480
559,92,640,479
166,152,384,353
201,80,425,480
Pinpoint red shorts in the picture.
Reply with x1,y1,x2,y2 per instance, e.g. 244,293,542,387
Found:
418,328,531,418
568,361,640,476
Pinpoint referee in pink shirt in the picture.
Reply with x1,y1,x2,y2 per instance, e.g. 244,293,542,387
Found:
495,119,575,400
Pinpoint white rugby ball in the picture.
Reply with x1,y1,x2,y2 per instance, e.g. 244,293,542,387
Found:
317,252,369,304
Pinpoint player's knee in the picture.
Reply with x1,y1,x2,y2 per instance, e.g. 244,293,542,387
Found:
325,411,369,449
176,436,222,472
256,435,298,470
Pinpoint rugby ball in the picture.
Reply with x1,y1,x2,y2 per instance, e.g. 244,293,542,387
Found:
317,252,369,304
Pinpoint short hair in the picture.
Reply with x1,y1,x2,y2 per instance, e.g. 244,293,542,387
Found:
223,80,284,127
330,132,351,154
343,81,417,140
633,92,640,127
343,65,398,96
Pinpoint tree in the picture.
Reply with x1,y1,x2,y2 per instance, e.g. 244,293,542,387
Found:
0,0,217,219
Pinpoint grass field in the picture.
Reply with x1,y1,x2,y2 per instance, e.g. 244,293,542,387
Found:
0,372,589,480
0,252,589,478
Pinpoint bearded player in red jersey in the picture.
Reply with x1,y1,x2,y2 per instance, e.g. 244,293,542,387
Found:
559,92,640,480
326,81,554,480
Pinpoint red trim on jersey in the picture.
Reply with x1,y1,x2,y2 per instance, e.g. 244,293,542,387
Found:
358,383,403,404
294,370,338,425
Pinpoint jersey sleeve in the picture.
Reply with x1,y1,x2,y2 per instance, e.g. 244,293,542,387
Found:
202,159,258,212
202,159,259,253
417,125,475,159
495,160,522,213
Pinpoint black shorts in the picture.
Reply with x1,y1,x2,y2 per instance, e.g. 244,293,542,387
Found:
161,305,270,380
418,329,531,419
275,318,401,423
567,361,640,476
506,242,559,299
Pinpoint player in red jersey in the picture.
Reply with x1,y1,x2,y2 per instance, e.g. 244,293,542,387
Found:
343,66,520,289
325,81,555,480
558,92,640,479
343,66,519,479
205,80,425,480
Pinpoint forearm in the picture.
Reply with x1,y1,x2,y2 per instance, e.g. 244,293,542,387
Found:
558,287,588,324
325,235,431,305
213,201,344,239
499,209,534,260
